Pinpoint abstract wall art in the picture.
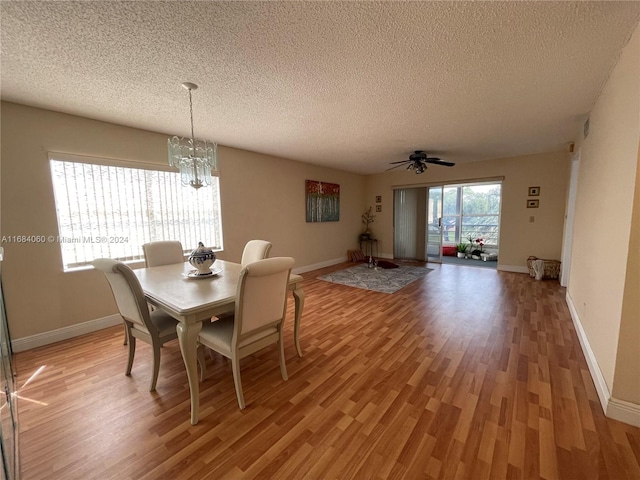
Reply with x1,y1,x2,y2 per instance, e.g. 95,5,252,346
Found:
305,180,340,222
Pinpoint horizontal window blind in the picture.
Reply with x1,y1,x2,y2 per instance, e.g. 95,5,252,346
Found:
50,158,223,271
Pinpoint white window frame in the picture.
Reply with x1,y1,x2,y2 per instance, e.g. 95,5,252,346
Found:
48,152,223,271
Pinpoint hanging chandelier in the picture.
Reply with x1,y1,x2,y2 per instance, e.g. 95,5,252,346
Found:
168,82,218,189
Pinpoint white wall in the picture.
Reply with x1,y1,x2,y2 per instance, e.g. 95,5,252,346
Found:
568,24,640,412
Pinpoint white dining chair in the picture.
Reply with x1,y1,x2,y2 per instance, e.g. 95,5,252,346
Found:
213,240,274,324
142,240,184,267
93,258,179,391
241,240,272,266
132,240,184,344
197,256,294,409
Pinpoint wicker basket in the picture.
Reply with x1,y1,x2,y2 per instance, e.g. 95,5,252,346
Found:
527,256,561,279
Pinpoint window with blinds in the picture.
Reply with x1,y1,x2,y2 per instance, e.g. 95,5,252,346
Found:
49,156,223,271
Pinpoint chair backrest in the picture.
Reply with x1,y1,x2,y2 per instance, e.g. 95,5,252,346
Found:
92,258,154,333
240,240,272,266
234,257,294,338
142,241,184,267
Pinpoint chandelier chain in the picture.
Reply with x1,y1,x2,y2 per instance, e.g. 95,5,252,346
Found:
188,88,195,148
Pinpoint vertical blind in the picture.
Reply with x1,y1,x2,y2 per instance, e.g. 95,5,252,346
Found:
50,158,223,271
393,188,419,259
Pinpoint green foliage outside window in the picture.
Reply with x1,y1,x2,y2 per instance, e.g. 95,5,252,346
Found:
442,184,501,246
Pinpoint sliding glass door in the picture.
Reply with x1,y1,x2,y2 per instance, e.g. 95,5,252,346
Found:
442,183,502,246
393,181,502,263
426,186,443,263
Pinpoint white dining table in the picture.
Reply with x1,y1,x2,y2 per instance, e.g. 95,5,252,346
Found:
133,260,305,424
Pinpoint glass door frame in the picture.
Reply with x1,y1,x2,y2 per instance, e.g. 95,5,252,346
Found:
426,186,444,264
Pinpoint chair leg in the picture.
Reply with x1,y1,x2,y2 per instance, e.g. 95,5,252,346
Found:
123,323,128,345
231,356,245,409
125,334,136,376
278,327,288,381
197,345,206,382
150,342,161,391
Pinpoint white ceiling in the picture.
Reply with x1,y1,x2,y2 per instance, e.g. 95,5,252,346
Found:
2,1,639,175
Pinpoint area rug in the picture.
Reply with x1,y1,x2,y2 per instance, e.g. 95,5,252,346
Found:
318,264,432,293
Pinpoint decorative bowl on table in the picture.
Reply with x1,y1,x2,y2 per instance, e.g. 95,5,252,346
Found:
188,242,216,275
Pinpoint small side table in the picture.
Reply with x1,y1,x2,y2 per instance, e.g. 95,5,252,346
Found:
359,238,378,259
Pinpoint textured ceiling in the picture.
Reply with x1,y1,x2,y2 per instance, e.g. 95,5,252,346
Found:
2,1,639,174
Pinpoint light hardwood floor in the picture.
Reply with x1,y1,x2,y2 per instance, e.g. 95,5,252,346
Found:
15,262,640,479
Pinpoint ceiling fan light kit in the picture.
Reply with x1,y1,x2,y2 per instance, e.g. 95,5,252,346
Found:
386,151,455,174
407,162,426,174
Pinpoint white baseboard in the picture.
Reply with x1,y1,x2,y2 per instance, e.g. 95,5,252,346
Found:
564,293,640,427
566,292,611,413
497,264,529,274
293,256,346,274
11,314,122,352
607,398,640,427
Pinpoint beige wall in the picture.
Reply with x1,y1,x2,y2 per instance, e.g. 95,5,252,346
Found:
365,151,571,269
613,141,640,403
0,102,365,340
569,24,640,403
215,148,364,266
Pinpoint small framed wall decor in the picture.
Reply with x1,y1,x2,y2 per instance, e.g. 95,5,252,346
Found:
527,199,540,208
375,205,382,212
375,195,382,203
528,186,540,196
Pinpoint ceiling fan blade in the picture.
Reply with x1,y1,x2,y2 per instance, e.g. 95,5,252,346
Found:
385,163,409,171
388,160,411,164
425,159,455,167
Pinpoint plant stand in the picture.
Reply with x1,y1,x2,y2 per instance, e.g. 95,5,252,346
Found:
359,238,378,259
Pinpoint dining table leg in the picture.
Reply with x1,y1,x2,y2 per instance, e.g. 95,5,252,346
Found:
292,285,305,357
176,320,203,425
